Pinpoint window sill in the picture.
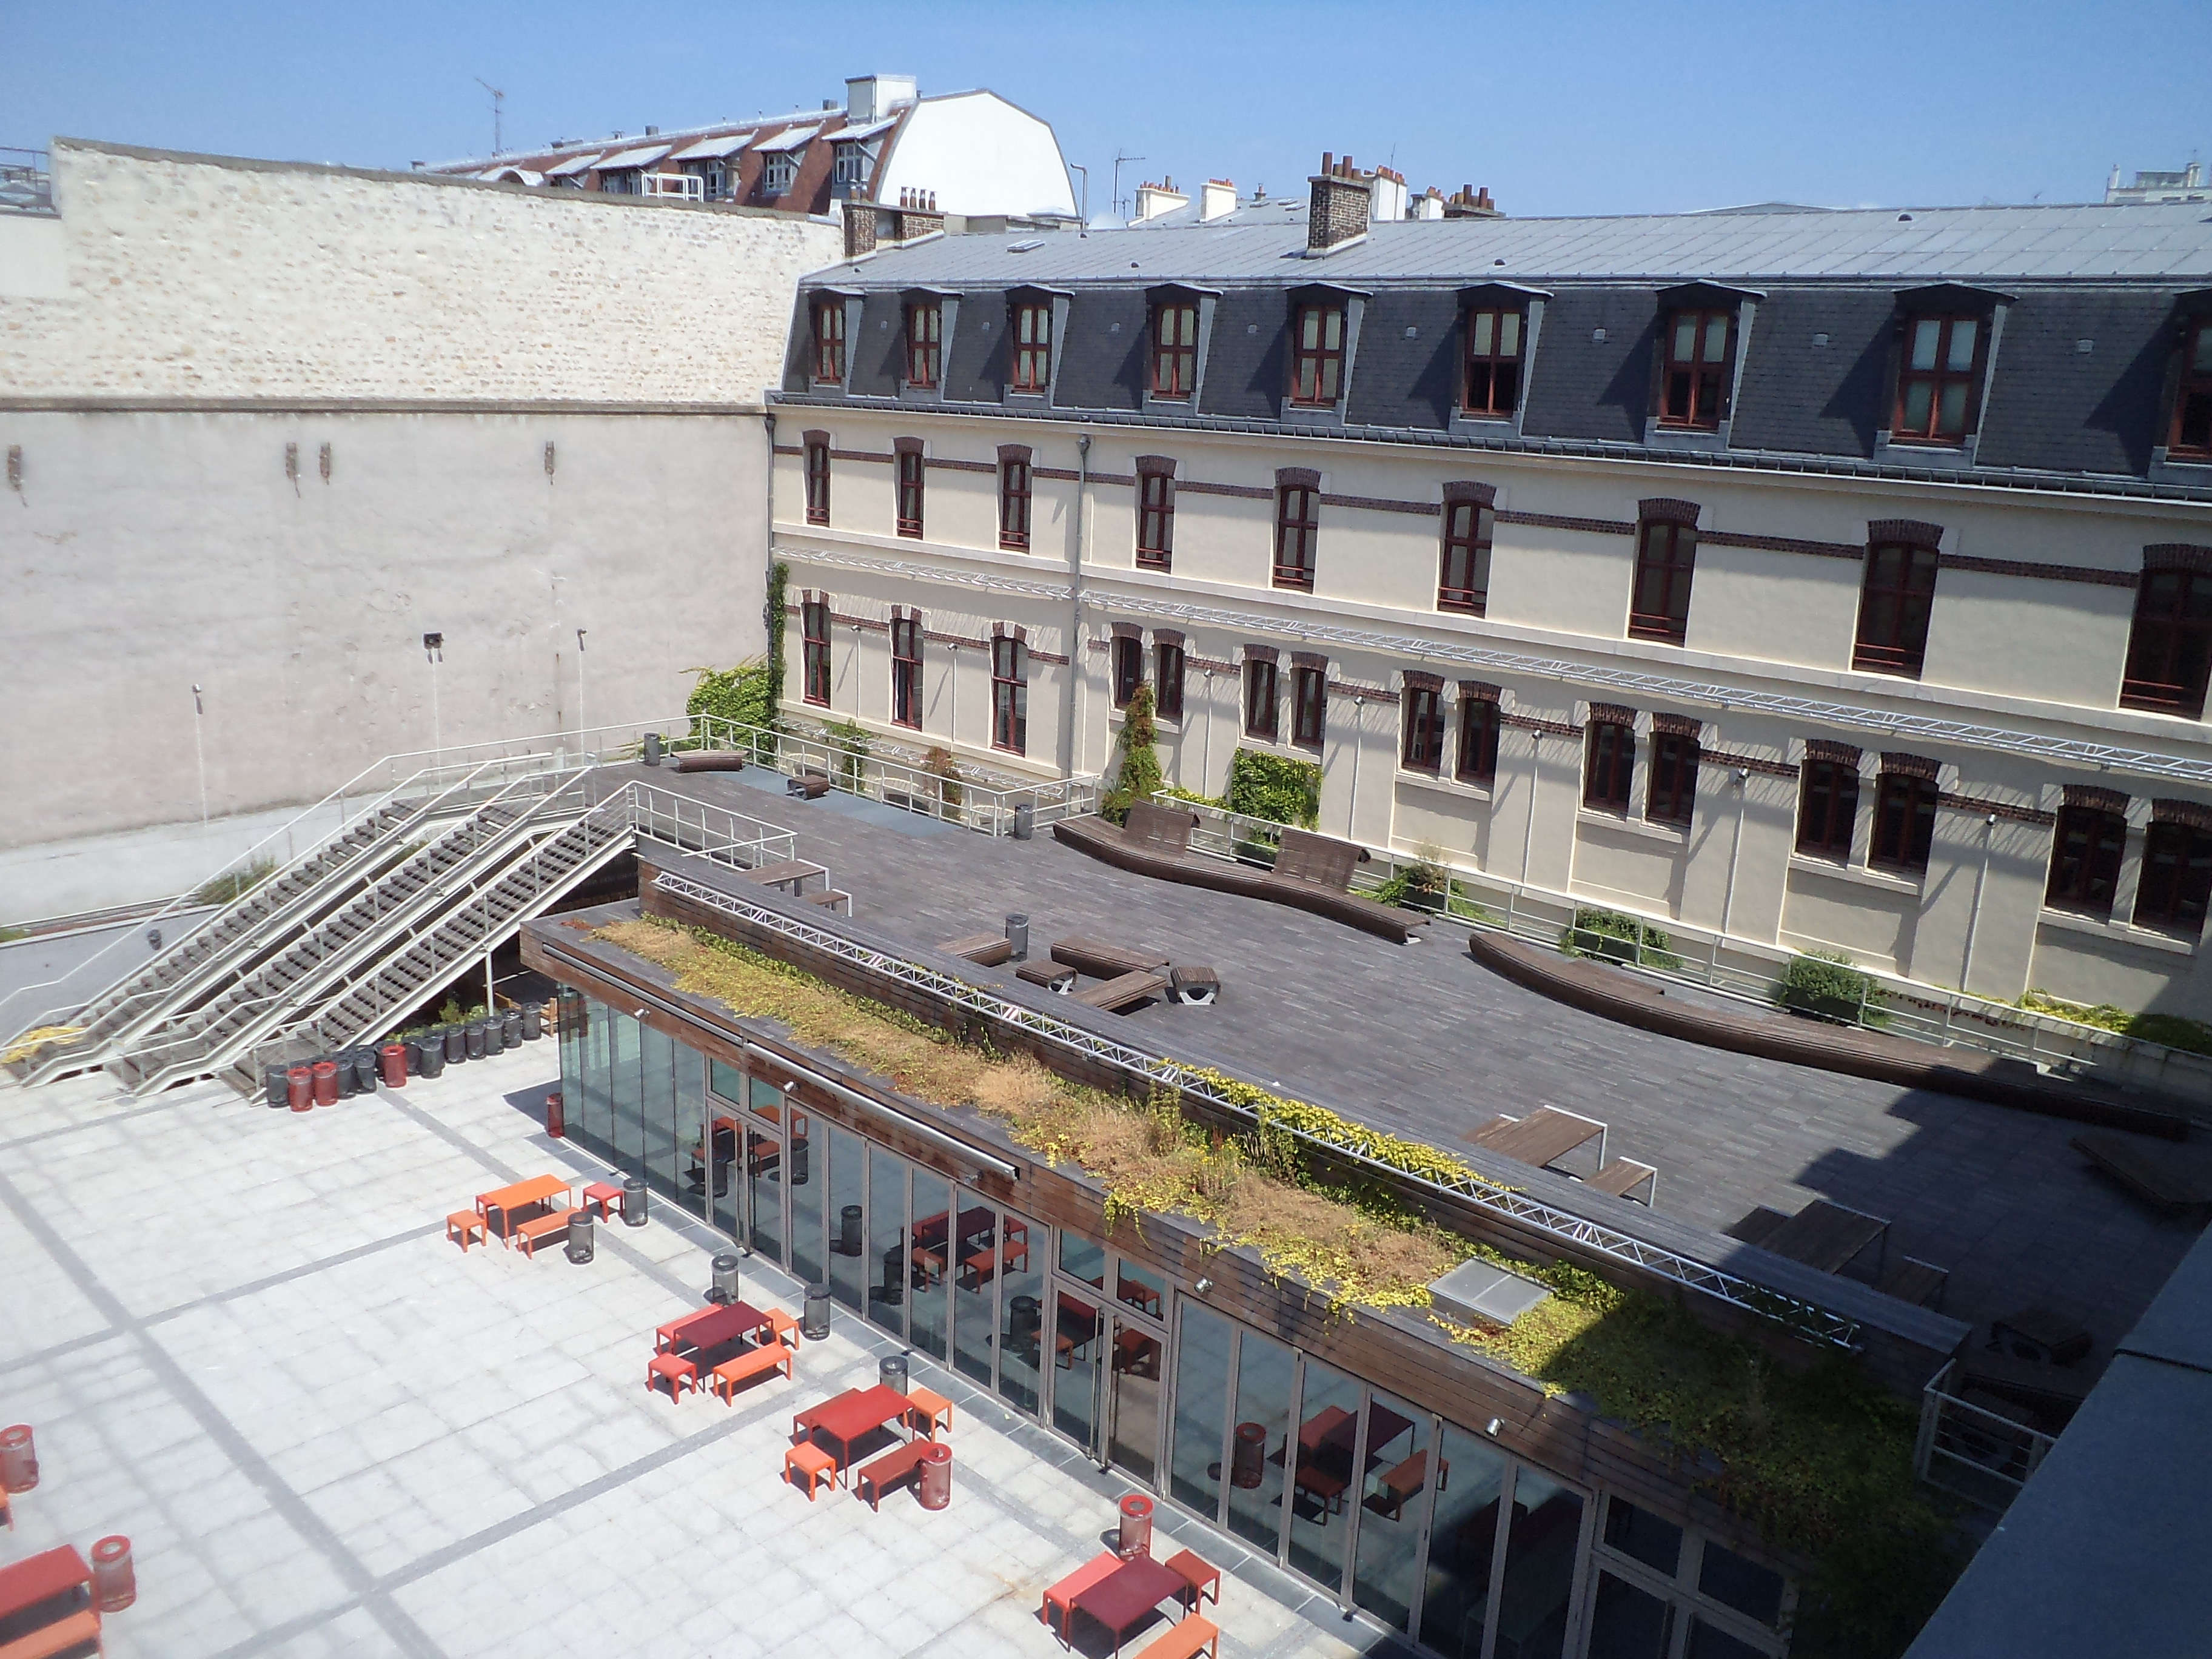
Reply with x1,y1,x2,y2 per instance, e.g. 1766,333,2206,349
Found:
1788,854,1925,897
1438,597,1489,618
1851,655,1926,681
1627,625,1687,647
1398,769,1494,803
2037,907,2199,957
1578,809,1687,845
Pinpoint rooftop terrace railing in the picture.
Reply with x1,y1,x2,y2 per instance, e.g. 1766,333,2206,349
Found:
0,149,52,213
1914,1358,2059,1513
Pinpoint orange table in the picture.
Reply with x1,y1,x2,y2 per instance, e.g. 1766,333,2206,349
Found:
476,1174,573,1244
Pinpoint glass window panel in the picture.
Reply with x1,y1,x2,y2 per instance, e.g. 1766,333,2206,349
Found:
1901,380,1934,432
1352,1390,1430,1632
1060,1232,1107,1288
2194,329,2212,372
908,1170,951,1361
740,1079,780,1258
787,1104,822,1290
1946,318,1977,372
1324,309,1342,348
1496,1468,1584,1659
611,1013,645,1178
1686,1617,1769,1658
709,1058,743,1101
951,1201,997,1388
1319,359,1339,401
1471,311,1494,355
1286,1358,1362,1593
826,1125,865,1314
1227,1329,1295,1558
1108,1322,1162,1481
1301,309,1320,348
1587,1571,1675,1659
1169,1304,1233,1522
866,1144,907,1338
1672,315,1698,361
1937,381,1969,433
997,1214,1042,1416
1603,1496,1683,1576
1117,1258,1166,1319
1419,1421,1509,1658
578,997,612,1161
1697,1541,1785,1627
1501,311,1520,355
1909,317,1942,370
1054,1289,1104,1450
1702,313,1729,363
670,1043,705,1221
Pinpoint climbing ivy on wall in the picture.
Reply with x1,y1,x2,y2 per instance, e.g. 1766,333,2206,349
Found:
1225,748,1322,828
1103,682,1164,823
682,562,789,740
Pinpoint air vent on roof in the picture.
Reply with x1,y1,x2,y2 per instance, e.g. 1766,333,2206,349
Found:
1406,326,1418,338
1813,332,1831,348
2076,338,2095,354
1493,257,1506,266
1592,327,1607,344
1898,212,1914,222
1007,238,1044,253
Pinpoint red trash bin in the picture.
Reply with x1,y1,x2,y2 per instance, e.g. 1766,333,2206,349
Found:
287,1067,313,1112
90,1535,135,1612
379,1043,407,1088
917,1441,952,1510
0,1424,37,1492
310,1059,340,1106
546,1090,565,1138
1117,1492,1154,1559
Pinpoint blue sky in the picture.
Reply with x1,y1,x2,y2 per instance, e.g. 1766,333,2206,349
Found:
5,0,2204,216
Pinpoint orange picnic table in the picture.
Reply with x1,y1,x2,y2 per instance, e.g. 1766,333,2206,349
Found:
477,1174,573,1243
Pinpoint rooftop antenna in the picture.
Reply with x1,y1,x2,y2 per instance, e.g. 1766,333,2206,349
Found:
1111,149,1146,219
474,76,505,155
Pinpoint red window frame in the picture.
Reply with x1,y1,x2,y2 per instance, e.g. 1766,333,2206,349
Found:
1659,307,1735,429
890,617,921,728
2173,319,2212,457
1853,543,1940,677
2120,565,2212,719
803,440,831,526
1646,731,1698,826
1458,697,1500,783
1439,498,1490,614
905,301,940,389
1402,686,1446,772
1892,315,1983,443
1797,759,1860,859
1629,518,1697,644
1870,773,1938,871
2134,819,2212,933
1291,665,1327,748
1291,305,1345,406
1136,469,1174,569
812,299,845,384
1244,659,1278,740
800,598,831,706
991,637,1027,754
1274,486,1318,589
2046,803,2127,916
1012,302,1051,392
1154,642,1184,721
896,449,925,539
1463,307,1524,417
1153,303,1198,398
997,456,1030,551
1583,719,1635,813
1110,636,1143,708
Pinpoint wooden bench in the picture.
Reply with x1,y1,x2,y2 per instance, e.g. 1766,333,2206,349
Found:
1124,800,1199,854
1724,1205,1791,1247
1051,937,1171,980
0,1608,102,1659
1957,1348,2094,1417
939,932,1016,967
787,774,831,800
1169,965,1219,1005
2071,1133,2212,1214
514,1208,578,1258
1017,960,1076,993
806,889,853,916
671,751,746,773
854,1439,932,1510
1073,971,1170,1012
1583,1158,1658,1205
742,859,827,896
1134,1614,1219,1659
709,1341,792,1403
1878,1257,1950,1311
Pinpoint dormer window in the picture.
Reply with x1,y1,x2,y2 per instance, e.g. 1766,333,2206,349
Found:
831,142,868,192
1153,301,1198,398
811,298,845,384
761,152,796,196
1463,307,1524,417
1893,316,1983,442
1659,308,1735,429
905,301,940,389
1291,304,1346,405
2172,317,2212,458
1011,300,1051,392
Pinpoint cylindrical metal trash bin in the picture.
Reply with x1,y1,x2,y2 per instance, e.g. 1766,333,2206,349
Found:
917,1441,952,1510
879,1353,910,1395
802,1284,831,1341
837,1204,863,1256
380,1043,407,1088
483,1016,504,1057
565,1208,595,1264
263,1067,288,1108
545,1090,565,1138
444,1025,468,1065
333,1051,358,1098
643,731,663,766
502,1008,523,1048
1117,1493,1155,1560
311,1059,340,1107
352,1048,380,1094
0,1424,38,1492
620,1175,648,1227
418,1039,446,1080
710,1253,741,1304
90,1536,135,1612
881,1246,905,1306
287,1067,313,1111
1232,1421,1267,1489
521,1002,543,1041
1004,913,1030,961
464,1021,486,1061
1012,802,1034,840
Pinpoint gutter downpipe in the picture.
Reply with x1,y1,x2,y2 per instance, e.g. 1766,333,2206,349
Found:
763,411,778,721
1061,434,1090,780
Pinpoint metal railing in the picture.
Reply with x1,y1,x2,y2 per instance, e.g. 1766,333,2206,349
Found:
1914,1358,2059,1512
1154,792,2212,1108
0,149,51,213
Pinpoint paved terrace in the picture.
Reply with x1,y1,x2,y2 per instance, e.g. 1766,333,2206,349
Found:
0,1048,1384,1659
598,762,2212,1370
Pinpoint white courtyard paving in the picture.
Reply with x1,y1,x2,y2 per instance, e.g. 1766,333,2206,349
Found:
0,1045,1399,1659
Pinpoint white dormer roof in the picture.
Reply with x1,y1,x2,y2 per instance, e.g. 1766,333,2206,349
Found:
671,133,753,161
594,142,672,172
752,125,822,155
545,153,600,178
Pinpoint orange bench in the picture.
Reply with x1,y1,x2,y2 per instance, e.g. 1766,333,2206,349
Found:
514,1209,578,1258
1134,1614,1218,1659
854,1439,932,1510
1042,1552,1122,1642
0,1607,103,1659
709,1342,792,1403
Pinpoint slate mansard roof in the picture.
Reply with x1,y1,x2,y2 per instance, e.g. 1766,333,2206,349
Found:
774,202,2212,497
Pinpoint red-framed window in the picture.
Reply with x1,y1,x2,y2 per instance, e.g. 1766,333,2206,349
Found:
2120,564,2212,718
1871,773,1938,871
1439,495,1492,614
1646,731,1698,826
812,299,845,383
1012,301,1051,392
896,448,925,538
801,598,831,706
1153,303,1198,398
1110,636,1143,708
803,440,831,526
991,637,1027,754
1797,758,1860,859
1583,716,1635,812
1244,659,1278,740
2134,819,2212,933
1853,541,1940,677
1136,467,1175,570
1291,305,1345,406
1629,517,1697,644
997,455,1030,551
1155,642,1185,720
1659,307,1735,429
905,301,940,389
1893,315,1982,443
1403,685,1447,771
1291,666,1327,748
1464,307,1524,417
1274,485,1318,589
1458,696,1500,783
2173,319,2212,457
2046,803,2127,916
890,617,921,728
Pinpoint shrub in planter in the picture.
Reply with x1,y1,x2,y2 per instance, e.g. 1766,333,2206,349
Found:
1376,851,1450,911
1775,950,1885,1025
820,719,870,790
1102,683,1164,824
1560,906,1684,971
921,746,965,811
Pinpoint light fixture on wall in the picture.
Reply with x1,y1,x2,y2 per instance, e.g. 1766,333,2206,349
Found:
319,442,333,483
544,440,557,478
284,441,300,494
5,444,21,494
1192,1276,1213,1295
1484,1417,1503,1437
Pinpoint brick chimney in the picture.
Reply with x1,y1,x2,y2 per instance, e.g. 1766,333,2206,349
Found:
1199,178,1238,223
1443,184,1501,219
1134,176,1188,223
1307,153,1373,252
843,199,879,258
